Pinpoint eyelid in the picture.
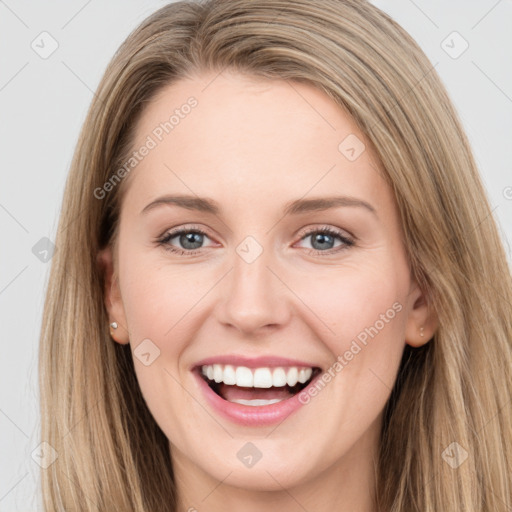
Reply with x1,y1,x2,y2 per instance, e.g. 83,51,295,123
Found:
295,224,355,241
158,223,215,239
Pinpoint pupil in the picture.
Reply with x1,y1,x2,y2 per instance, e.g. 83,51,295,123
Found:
312,233,333,250
181,232,203,249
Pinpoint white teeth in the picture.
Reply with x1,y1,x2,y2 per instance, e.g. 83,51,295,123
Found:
272,368,287,387
298,368,313,384
253,368,273,388
200,364,315,388
230,398,284,406
235,366,253,387
223,365,236,385
213,364,223,383
286,367,298,386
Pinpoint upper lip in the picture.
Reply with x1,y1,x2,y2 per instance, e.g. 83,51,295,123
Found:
192,354,322,370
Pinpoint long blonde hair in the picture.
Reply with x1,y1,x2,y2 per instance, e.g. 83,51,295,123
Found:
39,0,512,510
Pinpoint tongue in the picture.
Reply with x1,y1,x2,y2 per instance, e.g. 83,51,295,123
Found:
220,384,293,402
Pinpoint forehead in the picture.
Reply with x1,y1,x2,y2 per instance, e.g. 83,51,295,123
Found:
122,71,388,213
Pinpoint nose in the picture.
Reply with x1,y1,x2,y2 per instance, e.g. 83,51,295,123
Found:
216,244,291,336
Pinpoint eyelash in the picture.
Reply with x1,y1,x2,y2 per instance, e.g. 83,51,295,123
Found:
156,224,355,257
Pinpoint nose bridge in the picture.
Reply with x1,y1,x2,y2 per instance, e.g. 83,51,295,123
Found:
218,235,290,334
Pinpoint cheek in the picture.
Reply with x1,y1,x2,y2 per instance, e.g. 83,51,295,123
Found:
120,251,204,342
292,259,408,410
118,255,205,438
288,268,407,447
295,260,407,346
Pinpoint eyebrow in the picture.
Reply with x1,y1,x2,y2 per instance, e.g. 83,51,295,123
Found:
141,195,221,215
140,194,377,217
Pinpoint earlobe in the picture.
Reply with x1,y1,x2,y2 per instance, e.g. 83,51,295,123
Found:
404,282,438,348
96,246,130,345
407,324,429,348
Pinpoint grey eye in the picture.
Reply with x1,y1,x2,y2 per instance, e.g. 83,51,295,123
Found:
175,232,204,250
309,232,336,251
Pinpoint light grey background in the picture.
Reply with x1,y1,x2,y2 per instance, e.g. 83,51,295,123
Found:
1,1,511,510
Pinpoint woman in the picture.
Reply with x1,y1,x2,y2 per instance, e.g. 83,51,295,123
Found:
38,0,512,510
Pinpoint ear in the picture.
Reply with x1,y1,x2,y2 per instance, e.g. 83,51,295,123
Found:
404,279,438,348
96,246,130,345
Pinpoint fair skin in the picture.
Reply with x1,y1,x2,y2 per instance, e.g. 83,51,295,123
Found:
99,71,436,512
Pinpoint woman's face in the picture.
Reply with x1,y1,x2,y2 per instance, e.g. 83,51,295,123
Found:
101,71,431,498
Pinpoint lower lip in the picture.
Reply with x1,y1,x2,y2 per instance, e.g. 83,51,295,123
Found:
193,369,319,426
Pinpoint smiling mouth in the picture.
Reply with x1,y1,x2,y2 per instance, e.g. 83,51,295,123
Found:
197,365,322,406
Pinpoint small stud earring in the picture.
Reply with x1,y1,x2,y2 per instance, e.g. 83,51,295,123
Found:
109,322,118,338
420,326,424,337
